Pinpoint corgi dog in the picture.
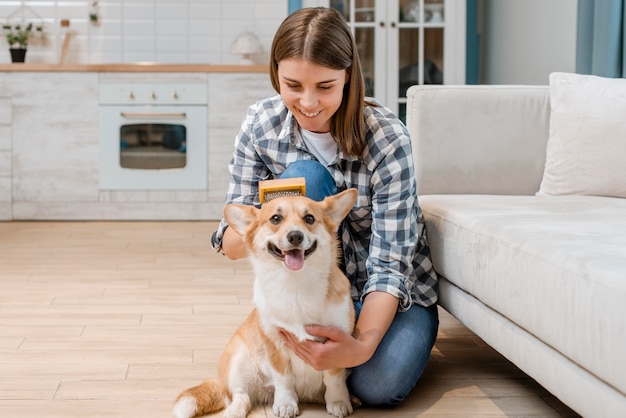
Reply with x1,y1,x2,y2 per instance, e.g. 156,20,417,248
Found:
173,188,358,418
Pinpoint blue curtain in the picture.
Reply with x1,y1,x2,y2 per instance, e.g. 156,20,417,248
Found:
466,0,480,84
576,0,626,77
288,0,302,14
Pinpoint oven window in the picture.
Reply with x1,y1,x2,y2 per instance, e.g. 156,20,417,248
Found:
120,123,186,169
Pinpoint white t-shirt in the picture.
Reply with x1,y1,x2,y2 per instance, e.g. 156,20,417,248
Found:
300,128,338,167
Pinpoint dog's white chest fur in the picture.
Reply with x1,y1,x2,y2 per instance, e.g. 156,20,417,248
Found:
248,253,353,408
252,254,351,341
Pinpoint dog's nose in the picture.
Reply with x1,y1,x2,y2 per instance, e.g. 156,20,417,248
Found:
287,230,304,247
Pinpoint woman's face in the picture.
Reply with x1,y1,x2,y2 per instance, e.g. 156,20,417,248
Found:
277,57,348,133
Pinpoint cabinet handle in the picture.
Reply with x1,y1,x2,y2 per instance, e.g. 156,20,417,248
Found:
380,21,385,27
391,21,396,28
120,112,186,120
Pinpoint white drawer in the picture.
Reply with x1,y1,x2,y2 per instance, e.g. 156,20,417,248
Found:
99,83,208,105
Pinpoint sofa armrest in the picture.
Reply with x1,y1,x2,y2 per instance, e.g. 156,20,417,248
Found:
406,85,551,196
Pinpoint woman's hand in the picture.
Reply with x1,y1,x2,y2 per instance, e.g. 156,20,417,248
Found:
280,325,371,370
221,226,248,260
280,292,399,370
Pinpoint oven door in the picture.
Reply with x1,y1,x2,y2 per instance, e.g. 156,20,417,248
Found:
99,105,207,190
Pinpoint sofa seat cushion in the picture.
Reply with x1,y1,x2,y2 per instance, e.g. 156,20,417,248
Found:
419,194,626,398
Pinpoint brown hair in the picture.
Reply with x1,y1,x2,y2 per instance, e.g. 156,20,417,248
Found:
269,7,368,157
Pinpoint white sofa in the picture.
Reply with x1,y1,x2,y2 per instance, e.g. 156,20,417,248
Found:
406,79,626,418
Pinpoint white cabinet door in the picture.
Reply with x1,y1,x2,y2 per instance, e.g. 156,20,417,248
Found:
329,0,466,120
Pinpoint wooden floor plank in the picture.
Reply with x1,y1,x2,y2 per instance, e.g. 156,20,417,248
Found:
0,221,580,417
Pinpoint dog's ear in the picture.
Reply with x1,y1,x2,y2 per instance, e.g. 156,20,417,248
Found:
223,204,258,236
321,188,357,225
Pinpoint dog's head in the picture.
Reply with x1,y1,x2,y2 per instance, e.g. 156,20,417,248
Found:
224,188,357,271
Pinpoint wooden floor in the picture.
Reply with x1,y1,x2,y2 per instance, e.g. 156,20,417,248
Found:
0,221,580,418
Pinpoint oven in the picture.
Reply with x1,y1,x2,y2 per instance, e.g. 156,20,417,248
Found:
99,83,208,190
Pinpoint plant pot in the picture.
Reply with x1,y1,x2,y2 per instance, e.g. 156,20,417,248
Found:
10,48,27,63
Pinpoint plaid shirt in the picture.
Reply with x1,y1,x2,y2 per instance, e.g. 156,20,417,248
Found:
214,95,438,310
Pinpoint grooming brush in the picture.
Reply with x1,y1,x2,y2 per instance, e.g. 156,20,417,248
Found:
259,177,306,203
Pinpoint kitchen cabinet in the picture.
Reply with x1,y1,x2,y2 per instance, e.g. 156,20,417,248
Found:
329,0,466,120
0,67,274,220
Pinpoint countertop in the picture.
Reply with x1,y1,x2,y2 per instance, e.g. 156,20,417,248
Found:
0,63,269,72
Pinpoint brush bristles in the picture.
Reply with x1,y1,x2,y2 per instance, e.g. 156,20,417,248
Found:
262,190,303,202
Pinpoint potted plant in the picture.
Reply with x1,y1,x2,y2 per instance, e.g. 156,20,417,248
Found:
2,22,43,63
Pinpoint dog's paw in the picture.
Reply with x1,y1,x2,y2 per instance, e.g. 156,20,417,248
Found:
326,400,353,417
223,401,249,418
223,405,248,418
272,401,299,418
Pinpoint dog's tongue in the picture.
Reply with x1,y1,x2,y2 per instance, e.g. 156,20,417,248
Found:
284,249,304,271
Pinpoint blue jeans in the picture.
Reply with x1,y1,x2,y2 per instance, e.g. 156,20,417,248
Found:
349,302,439,406
280,160,338,201
281,160,439,406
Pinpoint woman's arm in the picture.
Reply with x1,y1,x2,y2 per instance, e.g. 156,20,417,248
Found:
211,101,269,259
351,291,398,362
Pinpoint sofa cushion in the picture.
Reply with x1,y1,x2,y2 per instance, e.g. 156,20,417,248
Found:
420,194,626,398
538,72,626,198
407,85,550,196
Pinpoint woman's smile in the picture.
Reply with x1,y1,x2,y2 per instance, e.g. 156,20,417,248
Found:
297,107,322,118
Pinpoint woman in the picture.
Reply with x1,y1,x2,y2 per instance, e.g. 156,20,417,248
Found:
210,7,438,407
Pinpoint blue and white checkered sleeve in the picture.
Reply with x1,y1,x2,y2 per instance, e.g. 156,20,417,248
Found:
362,126,422,311
213,103,271,248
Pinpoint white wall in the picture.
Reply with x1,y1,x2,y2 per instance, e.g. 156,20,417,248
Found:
3,0,579,84
480,0,578,84
0,0,287,65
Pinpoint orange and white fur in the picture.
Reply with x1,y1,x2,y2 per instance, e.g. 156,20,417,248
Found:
173,189,357,418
